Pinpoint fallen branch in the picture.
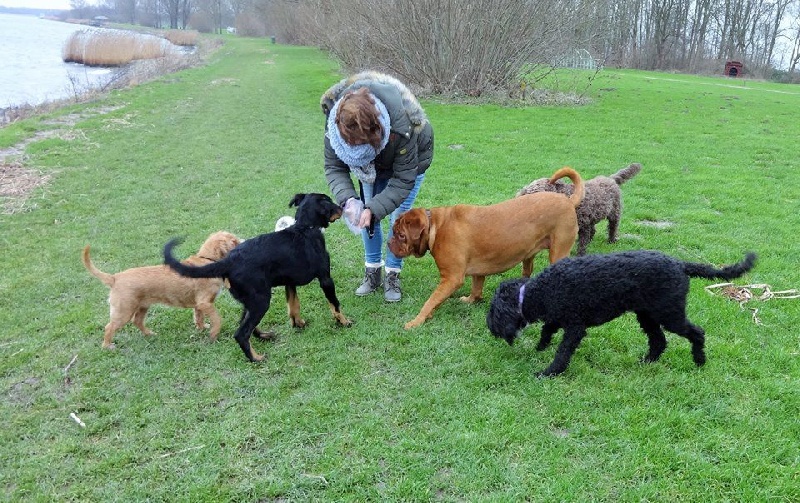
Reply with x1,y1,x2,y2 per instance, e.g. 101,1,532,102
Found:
64,354,78,386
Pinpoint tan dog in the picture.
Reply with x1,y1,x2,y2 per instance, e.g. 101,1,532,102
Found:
388,167,584,329
82,231,241,349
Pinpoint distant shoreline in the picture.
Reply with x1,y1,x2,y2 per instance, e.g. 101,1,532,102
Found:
0,16,216,127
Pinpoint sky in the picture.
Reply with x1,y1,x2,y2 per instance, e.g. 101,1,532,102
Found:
1,0,74,10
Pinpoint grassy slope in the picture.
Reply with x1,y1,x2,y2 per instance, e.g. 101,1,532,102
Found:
1,38,798,501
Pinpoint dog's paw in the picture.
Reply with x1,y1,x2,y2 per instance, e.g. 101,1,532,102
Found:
336,316,353,327
692,352,706,367
102,342,117,350
290,318,307,329
458,295,482,304
255,329,277,341
536,367,562,378
404,318,424,330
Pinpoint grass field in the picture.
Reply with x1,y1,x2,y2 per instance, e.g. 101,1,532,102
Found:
1,37,798,501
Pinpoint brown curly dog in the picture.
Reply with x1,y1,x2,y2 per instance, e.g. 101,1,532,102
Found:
517,163,641,255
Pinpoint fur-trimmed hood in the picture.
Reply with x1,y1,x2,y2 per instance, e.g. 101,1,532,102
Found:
320,71,428,139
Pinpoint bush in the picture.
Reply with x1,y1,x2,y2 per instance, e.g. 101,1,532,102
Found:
286,0,593,95
769,68,800,84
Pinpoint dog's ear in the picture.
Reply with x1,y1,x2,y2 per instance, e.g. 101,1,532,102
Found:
225,235,241,253
407,211,426,242
289,193,306,208
487,280,526,345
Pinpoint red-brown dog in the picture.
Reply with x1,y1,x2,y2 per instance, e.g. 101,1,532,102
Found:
388,167,584,329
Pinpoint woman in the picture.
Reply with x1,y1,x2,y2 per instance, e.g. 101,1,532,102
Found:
321,71,434,302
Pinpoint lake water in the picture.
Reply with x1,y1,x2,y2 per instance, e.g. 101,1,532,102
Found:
0,13,115,108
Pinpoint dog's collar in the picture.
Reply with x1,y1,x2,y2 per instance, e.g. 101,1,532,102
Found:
424,209,435,251
518,283,526,314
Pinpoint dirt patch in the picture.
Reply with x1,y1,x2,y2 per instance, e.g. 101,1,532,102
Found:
0,162,52,214
8,377,41,407
425,88,592,107
0,124,100,214
0,37,224,214
636,219,675,229
210,78,239,86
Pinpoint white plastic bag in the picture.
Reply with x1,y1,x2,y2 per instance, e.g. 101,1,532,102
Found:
342,198,364,235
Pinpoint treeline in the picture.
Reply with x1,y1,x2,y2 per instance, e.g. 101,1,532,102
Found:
68,0,800,92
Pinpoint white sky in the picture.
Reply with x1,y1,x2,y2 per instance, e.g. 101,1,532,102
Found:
1,0,73,9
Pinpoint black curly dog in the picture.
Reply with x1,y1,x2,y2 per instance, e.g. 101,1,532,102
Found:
164,193,352,362
487,250,756,376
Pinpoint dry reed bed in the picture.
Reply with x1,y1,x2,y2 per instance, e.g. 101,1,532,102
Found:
164,29,198,46
62,30,178,66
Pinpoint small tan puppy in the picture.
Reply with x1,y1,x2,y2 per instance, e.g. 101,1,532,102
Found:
388,167,584,329
82,231,241,349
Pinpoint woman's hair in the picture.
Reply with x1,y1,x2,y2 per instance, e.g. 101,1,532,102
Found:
336,87,383,149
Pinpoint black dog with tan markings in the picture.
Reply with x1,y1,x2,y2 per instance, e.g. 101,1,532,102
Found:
487,250,756,376
164,193,352,362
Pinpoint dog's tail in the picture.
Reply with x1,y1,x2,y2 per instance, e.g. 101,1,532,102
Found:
548,167,584,208
163,238,231,279
683,252,757,280
82,245,115,287
610,162,642,185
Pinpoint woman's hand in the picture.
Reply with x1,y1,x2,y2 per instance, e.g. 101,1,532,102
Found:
358,208,373,228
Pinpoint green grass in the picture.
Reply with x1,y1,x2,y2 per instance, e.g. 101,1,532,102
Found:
2,38,799,501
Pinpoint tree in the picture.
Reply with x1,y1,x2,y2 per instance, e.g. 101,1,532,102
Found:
787,0,800,72
161,0,192,28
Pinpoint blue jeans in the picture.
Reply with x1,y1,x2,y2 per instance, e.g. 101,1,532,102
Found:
361,173,425,270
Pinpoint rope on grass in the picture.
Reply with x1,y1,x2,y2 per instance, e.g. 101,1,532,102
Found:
705,282,800,325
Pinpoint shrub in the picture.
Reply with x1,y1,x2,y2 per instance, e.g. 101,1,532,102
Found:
278,0,594,95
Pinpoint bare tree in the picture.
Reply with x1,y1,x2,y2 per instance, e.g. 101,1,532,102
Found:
161,0,192,28
787,0,800,72
762,0,792,67
112,0,137,24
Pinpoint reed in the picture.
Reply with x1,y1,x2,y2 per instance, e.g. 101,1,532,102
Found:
164,29,198,46
62,30,172,66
